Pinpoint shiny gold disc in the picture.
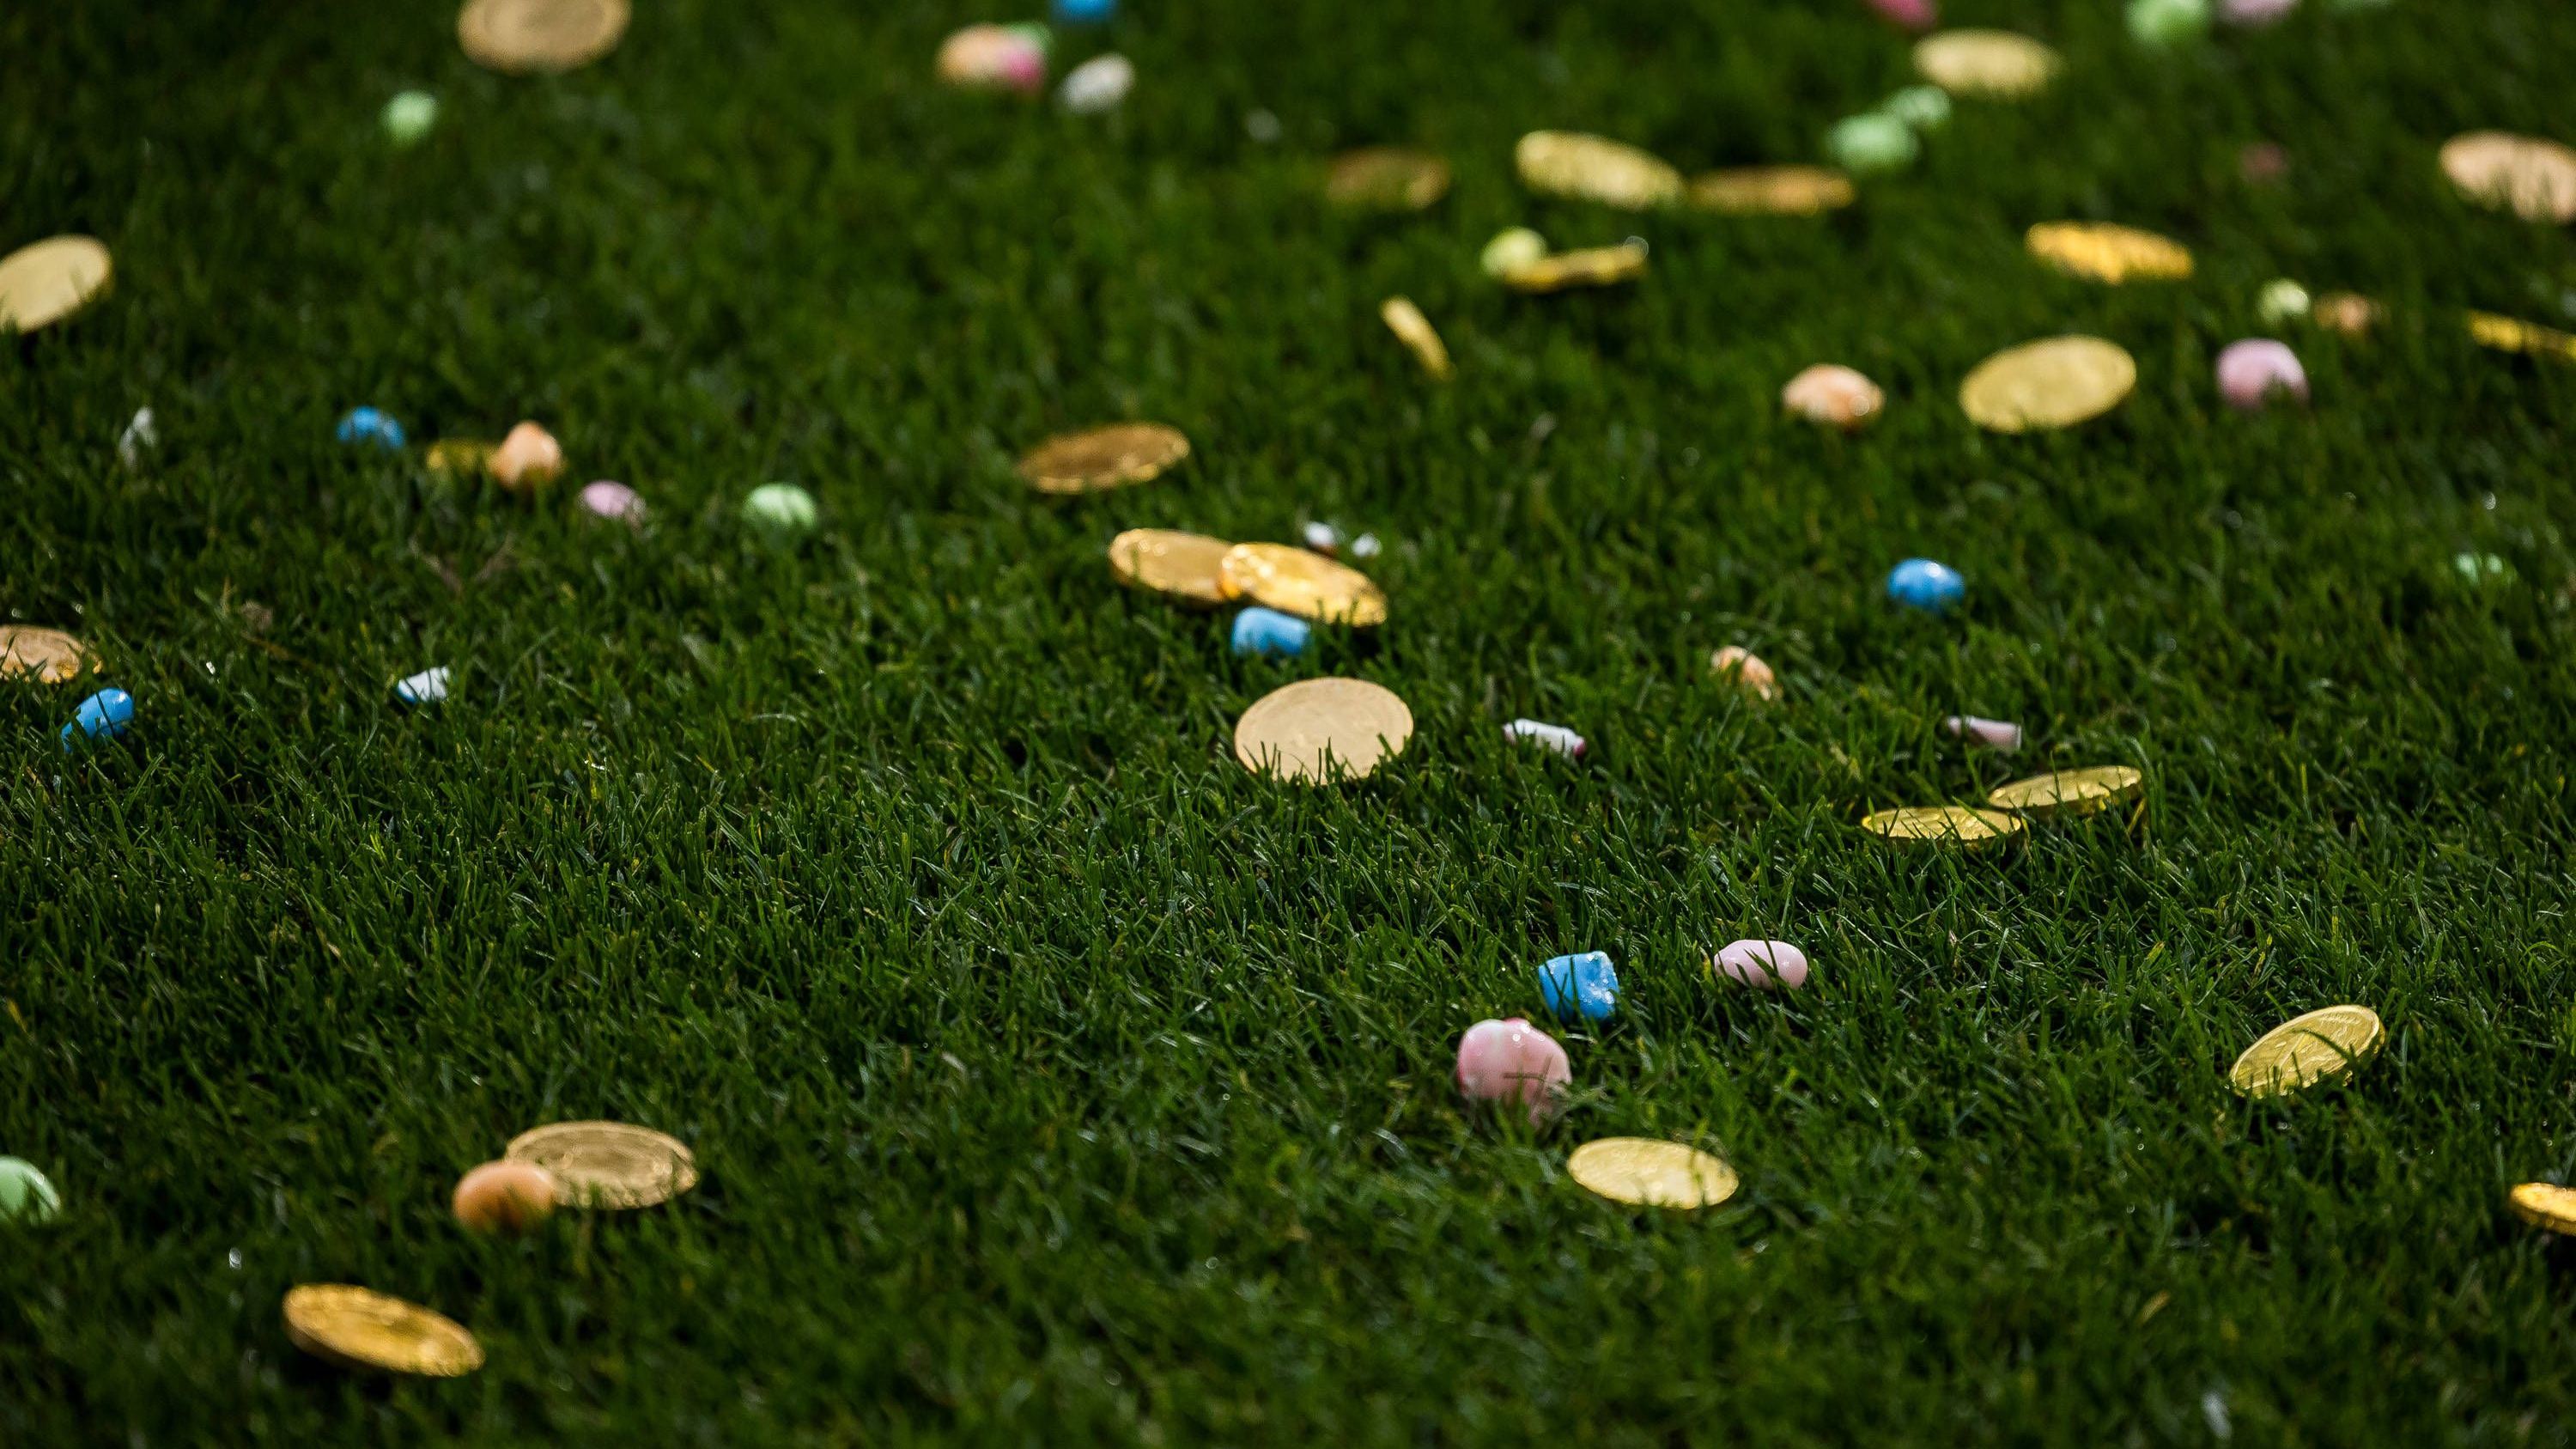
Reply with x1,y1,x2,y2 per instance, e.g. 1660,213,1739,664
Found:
0,236,112,334
1017,423,1192,496
1379,296,1453,380
1985,764,2143,818
1959,335,2136,433
0,625,95,685
1860,805,2024,848
1218,543,1388,625
1109,528,1234,606
2469,311,2576,363
2440,132,2576,225
1565,1139,1739,1209
2509,1182,2576,1235
1232,677,1413,782
505,1120,697,1209
1913,30,2063,99
283,1285,484,1377
2026,222,2195,283
1514,131,1684,210
1500,242,1649,295
1324,148,1451,210
458,0,630,74
2228,1005,2384,1099
1689,166,1856,216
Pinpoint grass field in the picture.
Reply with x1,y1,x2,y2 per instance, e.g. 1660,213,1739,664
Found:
9,0,2576,1441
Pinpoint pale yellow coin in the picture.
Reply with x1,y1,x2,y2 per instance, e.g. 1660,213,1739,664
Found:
1232,677,1413,782
2508,1182,2576,1235
505,1120,697,1209
1218,543,1388,625
2441,132,2576,225
2026,222,2195,283
2228,1005,2384,1099
1565,1139,1739,1209
0,236,112,334
1959,335,2137,433
1689,167,1856,216
2469,311,2576,364
1017,423,1192,496
1514,132,1683,210
1860,806,2023,849
458,0,630,74
1109,528,1233,606
0,625,94,685
1324,148,1451,210
1985,764,2143,819
283,1285,484,1377
1499,242,1649,295
1914,30,2063,99
1379,297,1452,380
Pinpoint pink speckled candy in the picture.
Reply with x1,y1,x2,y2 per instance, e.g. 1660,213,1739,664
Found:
1713,939,1809,990
1868,0,1936,30
1455,1017,1571,1124
937,25,1047,94
1942,715,2024,752
1783,364,1885,432
2215,339,2308,411
580,479,645,522
2219,0,2296,24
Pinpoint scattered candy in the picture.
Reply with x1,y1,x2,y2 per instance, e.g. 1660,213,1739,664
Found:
2127,0,2212,47
1347,533,1382,560
0,1157,61,1226
2312,291,2382,337
1912,30,2062,100
1324,148,1450,210
1881,84,1952,131
337,407,406,449
1058,52,1133,113
395,667,451,706
2257,278,2312,325
937,23,1048,94
426,438,493,478
579,479,646,522
1710,644,1779,701
1230,606,1312,658
743,482,819,535
1455,1018,1571,1125
2215,338,2309,410
2219,0,2298,23
0,235,113,334
1712,939,1809,990
452,1160,558,1235
1379,295,1453,380
2240,142,2291,184
1869,0,1938,31
1826,113,1919,174
1942,715,2025,751
488,421,564,490
1053,0,1115,23
2455,551,2512,586
382,91,440,145
118,406,155,468
1504,718,1587,758
1886,557,1965,612
1479,227,1548,278
1783,363,1885,431
1300,521,1344,555
60,687,133,751
1538,950,1619,1024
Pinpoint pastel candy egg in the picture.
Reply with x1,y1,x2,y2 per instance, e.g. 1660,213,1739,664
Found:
489,421,564,490
937,24,1048,94
1868,0,1938,29
1504,718,1587,758
2128,0,2212,46
1480,228,1548,279
1538,950,1619,1024
2216,339,2308,411
1230,606,1312,658
1710,644,1778,701
1455,1018,1571,1124
2220,0,2297,22
452,1160,558,1235
1713,939,1810,990
580,480,646,522
0,1157,62,1226
1058,53,1133,113
1886,557,1965,612
1942,715,2025,752
1300,521,1345,555
1826,113,1918,174
2257,279,2311,326
1783,363,1885,431
744,482,819,534
337,407,406,449
394,667,451,706
60,687,133,751
382,91,439,146
1882,85,1951,131
1053,0,1115,23
2240,142,2290,184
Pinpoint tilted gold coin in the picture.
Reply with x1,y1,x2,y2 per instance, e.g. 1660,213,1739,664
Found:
1913,30,2063,100
1514,131,1684,210
1565,1139,1740,1209
426,439,494,478
2440,132,2576,225
1109,528,1233,606
2469,311,2576,364
1500,242,1649,295
2509,1182,2576,1235
2228,1005,2384,1099
1690,166,1856,216
283,1285,484,1377
1017,423,1192,496
0,625,94,685
506,1120,697,1209
458,0,630,74
1860,806,2023,849
1218,543,1388,625
1232,677,1413,782
2026,222,2194,283
1985,764,2143,819
0,236,112,334
1379,296,1452,380
1324,148,1451,210
1959,335,2136,433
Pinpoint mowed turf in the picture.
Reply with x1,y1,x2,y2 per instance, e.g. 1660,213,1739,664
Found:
7,0,2576,1441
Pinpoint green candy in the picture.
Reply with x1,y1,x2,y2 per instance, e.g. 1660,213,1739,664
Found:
1479,227,1547,279
2128,0,2212,47
742,483,819,535
1882,85,1952,133
0,1157,61,1227
1826,113,1919,176
382,91,439,147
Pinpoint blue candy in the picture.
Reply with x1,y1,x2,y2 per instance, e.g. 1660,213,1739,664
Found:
1053,0,1115,23
337,407,406,449
60,687,133,752
1230,606,1312,659
1886,557,1965,612
1539,950,1620,1024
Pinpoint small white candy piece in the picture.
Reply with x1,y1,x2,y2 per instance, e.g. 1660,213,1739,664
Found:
1942,715,2024,752
394,666,451,706
1713,939,1809,990
2257,278,2311,326
1348,533,1382,560
1058,53,1133,113
1504,718,1587,758
1300,521,1345,555
118,407,156,468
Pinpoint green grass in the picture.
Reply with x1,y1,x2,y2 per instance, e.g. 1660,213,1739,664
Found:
9,0,2576,1441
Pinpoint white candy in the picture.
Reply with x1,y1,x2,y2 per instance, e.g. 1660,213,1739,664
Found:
1943,715,2023,751
118,407,155,468
395,667,451,706
1504,718,1587,758
1058,53,1133,113
1348,533,1381,559
1300,521,1344,554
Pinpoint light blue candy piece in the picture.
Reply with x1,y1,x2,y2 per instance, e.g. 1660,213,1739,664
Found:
1053,0,1115,23
60,687,133,751
1230,607,1312,659
1886,558,1965,612
0,1158,61,1227
1539,950,1619,1024
336,407,406,449
1826,113,1919,175
394,666,451,706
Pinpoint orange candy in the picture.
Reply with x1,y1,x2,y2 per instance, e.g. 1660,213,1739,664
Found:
452,1160,558,1235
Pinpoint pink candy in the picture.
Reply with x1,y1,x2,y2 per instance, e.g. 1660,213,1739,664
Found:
937,25,1047,94
1713,939,1809,990
1942,715,2024,752
2215,339,2309,411
1868,0,1937,30
580,479,646,522
2219,0,2297,24
1455,1018,1571,1124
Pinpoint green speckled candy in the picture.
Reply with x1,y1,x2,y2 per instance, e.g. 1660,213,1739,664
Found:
1826,113,1919,175
743,483,818,535
382,91,439,146
1881,85,1952,131
0,1158,61,1226
2128,0,2212,47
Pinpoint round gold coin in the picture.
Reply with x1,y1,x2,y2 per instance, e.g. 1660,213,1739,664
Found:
0,625,94,685
1323,148,1452,210
1860,805,2024,848
1218,543,1388,625
283,1285,484,1377
1913,30,2063,100
1985,764,2143,819
505,1120,697,1209
1565,1138,1740,1209
1109,528,1233,606
2440,131,2576,225
1232,677,1413,782
1499,242,1649,295
0,236,112,334
1689,166,1856,216
1018,423,1191,496
2509,1181,2576,1235
2025,222,2195,283
1514,131,1684,210
458,0,630,74
2227,1005,2384,1099
2469,310,2576,363
1959,335,2137,433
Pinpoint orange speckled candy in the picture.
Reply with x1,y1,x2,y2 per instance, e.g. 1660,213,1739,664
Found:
452,1160,558,1235
488,422,564,490
1710,645,1779,702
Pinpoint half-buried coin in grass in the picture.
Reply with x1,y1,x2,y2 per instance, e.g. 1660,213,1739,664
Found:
1514,131,1683,210
0,625,95,685
1986,764,2143,818
1566,1139,1739,1209
1109,528,1233,606
2228,1005,2384,1099
1218,542,1388,625
1861,805,2023,849
1959,335,2137,433
1913,30,2062,99
1379,296,1453,380
1233,677,1413,782
1500,241,1649,295
2440,131,2576,225
458,0,630,74
1325,148,1450,210
505,1121,697,1209
283,1285,483,1377
1018,423,1191,495
1690,166,1855,216
0,235,112,334
2026,222,2195,283
2508,1182,2576,1236
2468,310,2576,364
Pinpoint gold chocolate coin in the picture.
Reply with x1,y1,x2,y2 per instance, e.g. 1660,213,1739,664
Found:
2228,1005,2384,1099
459,0,630,74
283,1285,484,1377
1109,528,1233,606
1985,764,2143,818
2440,132,2576,225
1500,242,1649,295
1566,1138,1739,1209
1017,423,1191,496
1379,296,1453,380
1913,30,2063,100
1690,166,1856,216
1232,677,1413,782
1959,335,2136,433
1514,131,1684,210
1218,543,1388,625
0,625,94,685
1860,806,2023,848
2508,1182,2576,1235
505,1120,697,1209
1324,148,1451,210
2469,311,2576,363
2026,222,2194,283
0,236,112,334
